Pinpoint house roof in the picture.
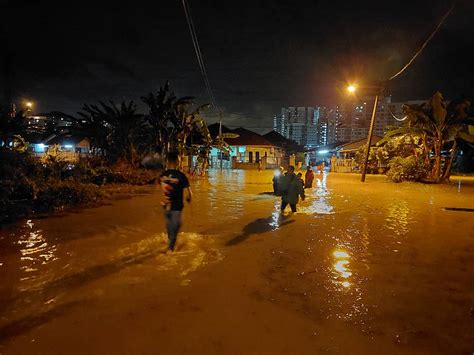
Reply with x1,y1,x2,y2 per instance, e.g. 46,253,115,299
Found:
227,127,275,146
207,122,233,138
190,123,277,147
337,136,383,151
42,133,89,146
306,141,346,152
263,130,305,152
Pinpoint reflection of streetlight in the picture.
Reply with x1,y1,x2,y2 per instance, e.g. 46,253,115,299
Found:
332,249,352,288
345,83,383,182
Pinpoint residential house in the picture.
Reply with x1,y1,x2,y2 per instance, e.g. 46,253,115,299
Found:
207,124,285,169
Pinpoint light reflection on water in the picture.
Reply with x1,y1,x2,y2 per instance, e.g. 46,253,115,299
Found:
269,201,282,230
17,220,58,276
385,200,411,236
298,172,334,215
332,249,352,288
205,170,245,219
326,210,372,321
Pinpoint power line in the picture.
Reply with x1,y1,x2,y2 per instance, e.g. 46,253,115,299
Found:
388,2,455,81
182,0,217,109
182,0,214,106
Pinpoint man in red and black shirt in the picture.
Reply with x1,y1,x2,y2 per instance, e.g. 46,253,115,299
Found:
160,151,192,251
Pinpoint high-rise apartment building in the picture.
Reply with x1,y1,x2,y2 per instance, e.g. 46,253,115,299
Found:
273,98,426,147
274,106,328,148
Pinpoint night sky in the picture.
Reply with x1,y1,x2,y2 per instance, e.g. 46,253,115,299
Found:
1,0,473,131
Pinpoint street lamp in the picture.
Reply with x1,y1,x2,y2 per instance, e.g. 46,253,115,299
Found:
24,101,34,115
346,83,383,182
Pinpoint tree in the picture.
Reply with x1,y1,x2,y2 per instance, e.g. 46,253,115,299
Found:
0,106,29,151
171,100,209,165
141,82,177,156
382,92,474,182
78,100,143,164
142,81,211,168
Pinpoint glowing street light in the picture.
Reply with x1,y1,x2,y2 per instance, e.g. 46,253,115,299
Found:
347,85,356,93
344,82,384,182
24,101,34,114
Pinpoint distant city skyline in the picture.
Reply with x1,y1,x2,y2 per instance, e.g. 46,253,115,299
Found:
274,97,429,147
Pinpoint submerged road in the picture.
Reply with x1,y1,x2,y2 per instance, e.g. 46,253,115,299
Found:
1,171,473,354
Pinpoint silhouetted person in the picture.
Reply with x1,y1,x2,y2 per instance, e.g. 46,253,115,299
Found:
280,166,305,213
304,166,314,188
273,167,284,195
330,155,337,172
297,172,304,188
160,151,192,251
318,161,325,174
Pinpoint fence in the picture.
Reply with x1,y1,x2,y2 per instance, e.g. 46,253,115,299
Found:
333,158,357,173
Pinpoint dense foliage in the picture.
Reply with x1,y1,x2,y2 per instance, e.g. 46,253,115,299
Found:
380,92,474,182
0,82,234,224
0,148,157,225
355,93,474,182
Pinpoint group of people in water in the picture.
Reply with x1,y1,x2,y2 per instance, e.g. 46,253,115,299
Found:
272,164,323,213
159,152,326,251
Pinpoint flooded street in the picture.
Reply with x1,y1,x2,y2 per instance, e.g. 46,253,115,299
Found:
1,170,473,354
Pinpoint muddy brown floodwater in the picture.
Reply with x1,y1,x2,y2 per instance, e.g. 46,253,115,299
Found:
1,171,473,354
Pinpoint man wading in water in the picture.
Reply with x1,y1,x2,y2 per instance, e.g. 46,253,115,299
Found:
280,165,305,213
160,151,192,251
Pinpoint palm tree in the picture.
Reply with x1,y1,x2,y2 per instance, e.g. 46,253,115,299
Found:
141,82,177,156
142,81,210,167
78,100,143,164
74,110,109,158
171,100,209,165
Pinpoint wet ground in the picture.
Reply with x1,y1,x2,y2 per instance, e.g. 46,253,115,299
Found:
1,170,473,354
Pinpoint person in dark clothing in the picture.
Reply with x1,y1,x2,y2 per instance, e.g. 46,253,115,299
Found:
280,166,305,213
160,151,192,251
272,167,284,195
297,172,304,188
304,166,314,188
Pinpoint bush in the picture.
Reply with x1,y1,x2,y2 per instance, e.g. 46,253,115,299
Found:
0,151,156,225
355,147,379,174
0,197,31,225
386,156,427,183
34,181,103,212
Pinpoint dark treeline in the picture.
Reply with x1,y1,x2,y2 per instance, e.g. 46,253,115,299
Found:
0,82,229,225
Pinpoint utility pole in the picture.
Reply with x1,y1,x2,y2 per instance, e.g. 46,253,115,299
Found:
219,109,223,170
360,94,379,182
347,83,383,183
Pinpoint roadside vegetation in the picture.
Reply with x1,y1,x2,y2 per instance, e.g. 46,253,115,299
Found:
0,82,227,225
355,92,474,183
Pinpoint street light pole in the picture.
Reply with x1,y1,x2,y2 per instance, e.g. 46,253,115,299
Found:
360,94,379,182
219,109,223,170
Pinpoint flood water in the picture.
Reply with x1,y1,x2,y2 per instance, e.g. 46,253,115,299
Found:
1,171,473,354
